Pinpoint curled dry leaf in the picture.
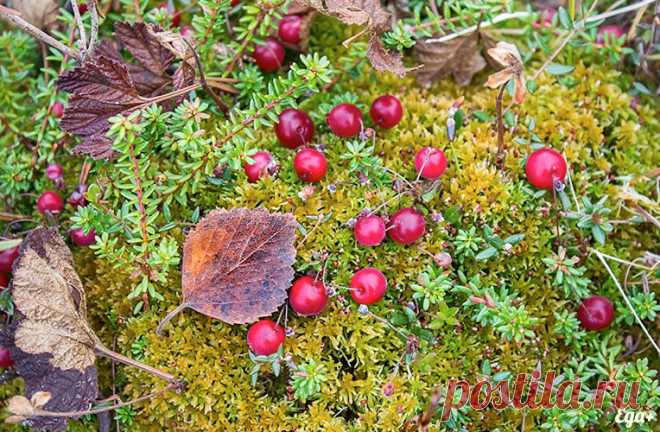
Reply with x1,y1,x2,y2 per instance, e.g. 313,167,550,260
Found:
11,0,58,29
0,227,179,431
57,22,196,159
485,41,526,104
415,32,496,87
157,208,297,333
299,0,408,76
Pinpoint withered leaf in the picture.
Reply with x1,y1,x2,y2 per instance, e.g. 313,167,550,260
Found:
12,0,58,29
1,227,99,431
159,208,297,330
1,228,179,430
366,35,406,77
57,22,195,159
415,32,496,87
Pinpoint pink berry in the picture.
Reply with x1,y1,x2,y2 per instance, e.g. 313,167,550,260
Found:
525,147,567,190
354,214,386,246
597,25,625,45
293,148,327,183
70,228,96,247
370,95,403,129
289,276,328,316
0,272,8,289
37,191,64,215
388,208,426,245
0,346,13,369
51,102,65,119
45,163,64,181
577,296,615,331
278,15,302,44
350,267,387,305
414,147,447,180
327,103,362,138
247,319,285,356
275,108,314,149
0,246,19,274
252,37,285,73
243,151,276,183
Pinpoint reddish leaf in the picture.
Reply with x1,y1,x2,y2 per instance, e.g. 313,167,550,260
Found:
57,22,196,159
158,208,297,330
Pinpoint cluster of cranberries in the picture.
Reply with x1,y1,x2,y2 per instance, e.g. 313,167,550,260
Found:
247,266,388,355
243,95,404,186
0,245,18,369
251,14,306,73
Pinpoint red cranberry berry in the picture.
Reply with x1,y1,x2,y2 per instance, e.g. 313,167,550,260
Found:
414,147,447,180
0,246,19,274
0,272,9,289
231,0,239,6
278,15,302,44
354,214,386,247
350,267,387,305
0,346,13,369
78,2,88,14
327,103,362,138
596,25,625,45
388,208,426,245
68,184,88,208
289,276,328,316
45,163,64,181
51,102,65,119
243,151,277,183
275,108,314,149
369,95,403,129
533,8,556,28
246,319,285,356
70,228,96,247
577,296,615,331
293,148,327,183
525,147,567,190
37,191,64,215
252,37,285,73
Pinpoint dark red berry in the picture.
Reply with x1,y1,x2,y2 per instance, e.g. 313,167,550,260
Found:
275,108,314,149
247,319,285,356
525,147,567,190
350,267,387,305
37,191,64,215
68,184,88,208
70,228,96,247
78,3,88,14
289,276,328,316
388,208,426,245
243,151,276,183
577,296,615,331
414,147,447,180
327,103,362,138
0,346,13,369
370,95,403,129
0,246,19,274
158,3,181,27
45,163,64,181
0,272,8,289
293,148,327,183
51,102,65,119
231,0,239,6
278,15,302,44
354,214,386,246
252,37,285,73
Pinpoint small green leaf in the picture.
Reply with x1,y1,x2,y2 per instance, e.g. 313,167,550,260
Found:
476,247,498,261
473,111,494,122
557,7,573,30
546,63,575,76
526,80,538,93
0,239,22,251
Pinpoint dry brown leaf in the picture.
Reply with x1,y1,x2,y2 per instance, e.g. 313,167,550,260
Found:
367,35,406,77
485,41,526,104
12,0,58,29
415,32,496,87
158,208,297,332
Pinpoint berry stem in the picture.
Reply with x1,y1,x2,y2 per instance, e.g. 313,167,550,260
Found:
155,303,188,335
495,84,507,170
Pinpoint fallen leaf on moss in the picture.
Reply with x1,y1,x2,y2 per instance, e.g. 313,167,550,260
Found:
1,227,180,431
415,32,496,87
158,208,297,332
366,35,406,77
57,22,195,159
485,41,526,104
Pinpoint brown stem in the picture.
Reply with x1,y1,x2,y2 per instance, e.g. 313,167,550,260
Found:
0,5,81,60
495,84,507,170
156,303,188,335
225,10,267,75
70,0,88,54
551,186,563,251
94,343,181,385
29,383,177,418
133,0,143,22
0,212,32,222
182,38,229,115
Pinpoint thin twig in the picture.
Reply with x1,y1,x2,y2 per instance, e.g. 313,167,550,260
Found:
495,84,507,169
225,11,266,75
592,250,660,355
182,38,229,115
94,343,182,384
70,0,88,55
425,12,531,43
89,0,100,52
0,5,81,60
